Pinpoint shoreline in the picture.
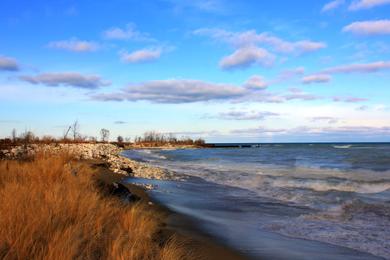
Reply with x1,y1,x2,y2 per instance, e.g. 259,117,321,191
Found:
0,143,248,259
89,158,249,260
2,143,389,258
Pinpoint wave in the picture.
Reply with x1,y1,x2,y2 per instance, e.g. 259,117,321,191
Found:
306,200,390,221
262,200,390,259
133,149,168,160
255,166,390,183
333,145,352,149
267,177,390,194
142,155,390,195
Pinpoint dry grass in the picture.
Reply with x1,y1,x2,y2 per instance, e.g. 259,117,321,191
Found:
0,153,196,259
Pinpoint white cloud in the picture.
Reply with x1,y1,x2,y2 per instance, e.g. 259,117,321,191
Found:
103,23,154,41
373,104,390,111
92,77,323,104
92,79,247,103
333,96,368,102
219,46,275,69
165,0,224,12
283,88,321,101
47,39,99,52
215,110,279,120
322,61,390,74
357,105,369,111
243,75,268,90
230,126,286,135
114,121,127,124
294,41,327,53
194,28,326,54
230,125,390,139
349,0,390,10
322,0,345,12
120,48,162,63
310,116,339,124
0,55,19,71
194,28,326,70
302,74,331,84
343,20,390,35
271,67,305,84
20,72,111,89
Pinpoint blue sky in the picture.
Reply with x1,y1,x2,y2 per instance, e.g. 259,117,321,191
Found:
1,0,390,142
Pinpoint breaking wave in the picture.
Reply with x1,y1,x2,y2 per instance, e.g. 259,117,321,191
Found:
263,200,390,259
261,175,390,194
124,145,390,259
333,145,352,149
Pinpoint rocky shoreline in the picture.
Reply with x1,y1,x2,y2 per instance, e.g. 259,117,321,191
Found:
0,143,176,180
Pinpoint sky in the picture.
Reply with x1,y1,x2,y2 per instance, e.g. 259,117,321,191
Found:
0,0,390,142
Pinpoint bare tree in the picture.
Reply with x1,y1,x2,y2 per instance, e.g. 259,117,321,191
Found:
70,120,80,141
63,126,71,140
11,129,17,143
21,130,35,144
100,129,110,142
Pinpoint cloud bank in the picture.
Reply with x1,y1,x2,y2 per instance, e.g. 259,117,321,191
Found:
230,126,390,139
20,72,111,89
92,77,323,104
92,79,246,103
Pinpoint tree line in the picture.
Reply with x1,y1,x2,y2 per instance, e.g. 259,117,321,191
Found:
1,121,206,148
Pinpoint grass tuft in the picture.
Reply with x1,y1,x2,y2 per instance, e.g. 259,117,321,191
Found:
0,153,196,259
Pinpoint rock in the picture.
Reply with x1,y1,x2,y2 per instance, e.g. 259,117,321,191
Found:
110,182,140,202
120,166,133,175
0,143,177,181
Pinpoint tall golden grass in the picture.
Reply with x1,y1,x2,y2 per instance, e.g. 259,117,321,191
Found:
0,153,196,259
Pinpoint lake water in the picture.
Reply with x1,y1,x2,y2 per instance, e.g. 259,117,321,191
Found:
123,143,390,259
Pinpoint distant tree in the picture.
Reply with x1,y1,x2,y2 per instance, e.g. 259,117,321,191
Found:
100,129,110,142
21,131,35,144
70,120,80,141
134,136,141,143
117,135,124,143
88,136,97,142
42,135,56,143
11,129,17,143
194,138,205,145
168,133,177,143
63,126,71,140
